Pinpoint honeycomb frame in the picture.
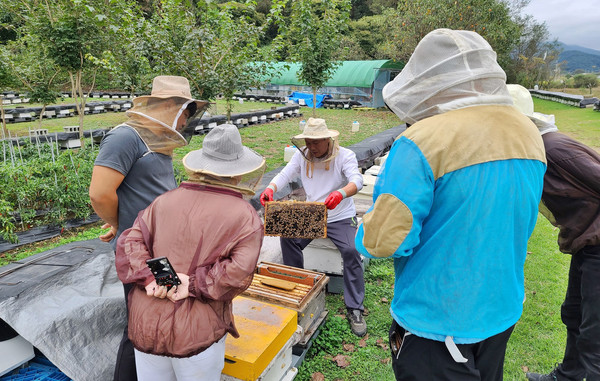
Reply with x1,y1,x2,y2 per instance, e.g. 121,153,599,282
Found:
264,201,327,239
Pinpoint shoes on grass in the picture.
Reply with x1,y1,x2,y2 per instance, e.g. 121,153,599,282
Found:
346,308,367,337
525,363,582,381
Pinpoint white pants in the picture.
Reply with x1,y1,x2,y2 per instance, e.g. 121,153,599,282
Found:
134,335,226,381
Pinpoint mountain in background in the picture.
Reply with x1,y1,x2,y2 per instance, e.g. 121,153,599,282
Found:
557,42,600,73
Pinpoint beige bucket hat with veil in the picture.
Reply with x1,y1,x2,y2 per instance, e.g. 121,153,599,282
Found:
291,117,340,164
183,124,266,195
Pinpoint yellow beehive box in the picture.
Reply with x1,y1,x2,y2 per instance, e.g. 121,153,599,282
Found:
223,296,297,381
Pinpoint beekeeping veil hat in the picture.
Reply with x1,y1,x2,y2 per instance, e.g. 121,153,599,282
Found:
182,124,266,196
290,117,340,177
125,76,209,156
507,84,558,135
382,28,513,125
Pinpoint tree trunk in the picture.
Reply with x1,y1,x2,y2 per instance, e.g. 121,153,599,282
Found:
312,88,317,118
76,70,86,148
226,98,232,123
1,103,8,138
38,105,47,128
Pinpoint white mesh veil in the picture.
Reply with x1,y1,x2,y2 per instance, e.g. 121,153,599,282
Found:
382,28,513,125
125,96,209,156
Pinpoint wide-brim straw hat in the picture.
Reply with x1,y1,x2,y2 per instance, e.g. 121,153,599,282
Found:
293,117,339,140
135,75,209,112
183,124,265,177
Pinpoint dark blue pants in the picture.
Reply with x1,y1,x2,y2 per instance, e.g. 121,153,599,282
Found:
555,245,600,381
389,319,514,381
280,217,365,310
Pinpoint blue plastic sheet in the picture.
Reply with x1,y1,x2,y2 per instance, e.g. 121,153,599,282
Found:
0,355,71,380
288,91,332,108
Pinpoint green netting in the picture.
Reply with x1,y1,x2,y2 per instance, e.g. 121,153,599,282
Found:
265,60,404,88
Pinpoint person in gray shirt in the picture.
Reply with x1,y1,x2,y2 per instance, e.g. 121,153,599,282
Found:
89,75,208,381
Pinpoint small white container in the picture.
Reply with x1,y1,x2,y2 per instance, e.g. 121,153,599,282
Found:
299,120,306,131
284,145,296,162
352,121,360,132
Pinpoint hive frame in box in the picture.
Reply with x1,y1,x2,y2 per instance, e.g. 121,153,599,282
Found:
243,262,329,345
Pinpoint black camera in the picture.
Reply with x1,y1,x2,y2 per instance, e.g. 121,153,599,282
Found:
146,257,181,290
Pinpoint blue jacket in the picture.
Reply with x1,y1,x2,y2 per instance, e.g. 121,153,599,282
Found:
355,105,547,343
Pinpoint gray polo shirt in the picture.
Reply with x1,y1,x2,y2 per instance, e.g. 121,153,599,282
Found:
94,125,177,249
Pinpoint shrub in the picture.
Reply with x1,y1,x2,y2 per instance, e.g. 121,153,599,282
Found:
0,140,96,241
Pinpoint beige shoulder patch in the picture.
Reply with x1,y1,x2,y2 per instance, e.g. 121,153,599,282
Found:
361,194,412,258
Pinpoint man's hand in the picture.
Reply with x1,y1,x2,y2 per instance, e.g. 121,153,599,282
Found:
324,191,344,210
260,187,274,206
98,223,117,242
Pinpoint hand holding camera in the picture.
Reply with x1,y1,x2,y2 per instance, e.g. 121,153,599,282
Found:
146,257,189,302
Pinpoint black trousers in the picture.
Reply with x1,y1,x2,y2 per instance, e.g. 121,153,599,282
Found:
280,217,365,310
114,282,137,381
388,319,514,381
555,245,600,381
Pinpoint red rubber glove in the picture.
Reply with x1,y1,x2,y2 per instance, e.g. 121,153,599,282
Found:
324,191,344,210
260,187,274,206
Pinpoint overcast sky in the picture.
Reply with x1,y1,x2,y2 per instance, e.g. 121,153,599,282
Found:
521,0,600,51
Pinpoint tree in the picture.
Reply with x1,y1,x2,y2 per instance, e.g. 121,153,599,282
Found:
378,0,521,67
1,36,62,129
505,13,560,87
0,49,17,138
87,2,153,97
1,0,130,147
38,1,113,147
335,15,389,60
145,0,284,120
573,74,598,94
280,0,351,117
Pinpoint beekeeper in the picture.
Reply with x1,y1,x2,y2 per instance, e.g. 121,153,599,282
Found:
355,29,547,380
259,117,367,337
89,75,208,381
509,84,600,381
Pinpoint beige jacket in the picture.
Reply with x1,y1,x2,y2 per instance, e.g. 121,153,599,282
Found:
116,182,263,357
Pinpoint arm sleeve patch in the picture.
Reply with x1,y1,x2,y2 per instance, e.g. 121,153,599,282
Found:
361,193,413,257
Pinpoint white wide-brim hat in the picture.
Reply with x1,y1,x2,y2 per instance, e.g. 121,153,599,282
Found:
507,84,555,124
183,124,265,177
293,117,339,140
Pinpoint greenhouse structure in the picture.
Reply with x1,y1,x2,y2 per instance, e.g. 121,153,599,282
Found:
250,60,405,108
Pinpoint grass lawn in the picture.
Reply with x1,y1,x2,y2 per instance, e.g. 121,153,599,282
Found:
2,97,599,380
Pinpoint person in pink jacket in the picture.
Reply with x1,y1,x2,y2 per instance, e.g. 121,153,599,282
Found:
115,123,265,381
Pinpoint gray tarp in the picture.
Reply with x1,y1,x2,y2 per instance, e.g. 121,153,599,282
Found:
0,238,285,380
0,240,124,381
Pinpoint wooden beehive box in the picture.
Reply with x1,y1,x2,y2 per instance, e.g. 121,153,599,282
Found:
243,262,329,346
263,201,327,239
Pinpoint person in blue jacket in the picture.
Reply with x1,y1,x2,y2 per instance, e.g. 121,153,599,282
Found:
354,29,547,380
